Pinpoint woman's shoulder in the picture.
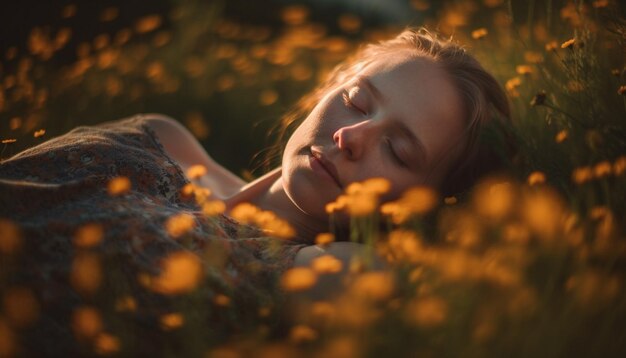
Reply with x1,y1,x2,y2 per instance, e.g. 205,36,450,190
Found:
140,113,247,199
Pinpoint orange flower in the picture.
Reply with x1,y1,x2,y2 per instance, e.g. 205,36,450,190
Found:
186,164,207,179
160,313,184,330
72,306,103,339
165,213,196,238
214,294,231,307
280,267,317,291
349,272,395,301
555,129,568,143
471,28,488,40
407,296,448,327
572,166,593,184
0,219,22,254
202,200,226,216
74,223,104,248
315,233,335,246
107,176,131,196
151,251,203,295
70,253,102,296
3,287,39,328
473,179,516,220
560,38,576,49
114,296,137,312
527,171,546,185
135,14,162,34
613,156,626,175
380,186,438,224
311,255,343,274
95,333,121,355
290,325,318,343
516,65,533,75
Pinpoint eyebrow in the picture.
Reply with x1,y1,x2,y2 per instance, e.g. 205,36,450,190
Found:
359,76,429,168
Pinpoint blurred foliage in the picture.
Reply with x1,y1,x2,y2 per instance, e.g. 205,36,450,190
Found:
1,0,626,356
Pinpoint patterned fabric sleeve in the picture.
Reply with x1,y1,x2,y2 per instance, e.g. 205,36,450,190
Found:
0,114,307,356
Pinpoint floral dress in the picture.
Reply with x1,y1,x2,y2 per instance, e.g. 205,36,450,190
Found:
0,115,307,356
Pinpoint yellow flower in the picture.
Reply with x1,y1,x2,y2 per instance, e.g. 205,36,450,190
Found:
560,38,576,49
0,219,22,255
338,14,362,33
165,213,196,238
545,40,558,51
230,202,260,222
0,319,17,357
505,77,522,97
70,253,102,296
135,14,162,34
281,5,309,25
471,28,488,40
95,333,121,355
3,287,39,328
74,223,104,248
114,296,137,312
311,255,343,274
160,313,184,330
387,230,423,263
522,187,565,241
407,296,448,328
613,156,626,175
360,177,392,195
290,325,318,343
515,65,533,75
349,272,395,301
593,161,612,178
230,203,295,238
214,294,231,307
72,306,103,339
151,251,203,295
186,164,207,179
202,200,226,216
280,267,317,291
572,166,593,184
473,179,516,220
107,176,131,196
380,186,438,224
315,233,335,246
527,171,546,185
555,129,568,143
33,129,46,138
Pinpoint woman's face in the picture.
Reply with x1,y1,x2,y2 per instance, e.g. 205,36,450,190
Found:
281,49,466,222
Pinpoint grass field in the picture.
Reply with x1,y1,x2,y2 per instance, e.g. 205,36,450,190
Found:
1,0,625,356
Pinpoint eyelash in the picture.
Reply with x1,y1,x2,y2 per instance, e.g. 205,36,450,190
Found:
342,89,367,115
384,137,406,168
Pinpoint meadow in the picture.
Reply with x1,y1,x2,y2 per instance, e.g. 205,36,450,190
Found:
0,0,625,356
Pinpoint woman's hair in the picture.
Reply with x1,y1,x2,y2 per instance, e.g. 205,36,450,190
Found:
270,27,514,198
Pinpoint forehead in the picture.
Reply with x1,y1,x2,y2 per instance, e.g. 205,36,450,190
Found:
356,50,466,168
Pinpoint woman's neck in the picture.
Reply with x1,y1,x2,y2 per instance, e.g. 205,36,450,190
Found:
224,168,325,243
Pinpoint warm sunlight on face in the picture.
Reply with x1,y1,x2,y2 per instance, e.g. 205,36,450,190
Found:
281,49,467,221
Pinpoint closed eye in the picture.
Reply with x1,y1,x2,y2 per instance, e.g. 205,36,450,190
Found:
342,90,367,115
384,137,407,168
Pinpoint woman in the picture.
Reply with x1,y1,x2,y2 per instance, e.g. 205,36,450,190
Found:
0,27,511,354
143,27,511,267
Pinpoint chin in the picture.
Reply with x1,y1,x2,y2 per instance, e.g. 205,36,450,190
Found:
283,168,332,221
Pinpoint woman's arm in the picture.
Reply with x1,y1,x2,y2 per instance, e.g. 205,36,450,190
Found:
142,114,246,198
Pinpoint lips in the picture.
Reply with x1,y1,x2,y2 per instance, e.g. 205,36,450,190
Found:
310,147,343,189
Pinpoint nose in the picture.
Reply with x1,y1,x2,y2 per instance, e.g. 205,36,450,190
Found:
332,120,377,160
